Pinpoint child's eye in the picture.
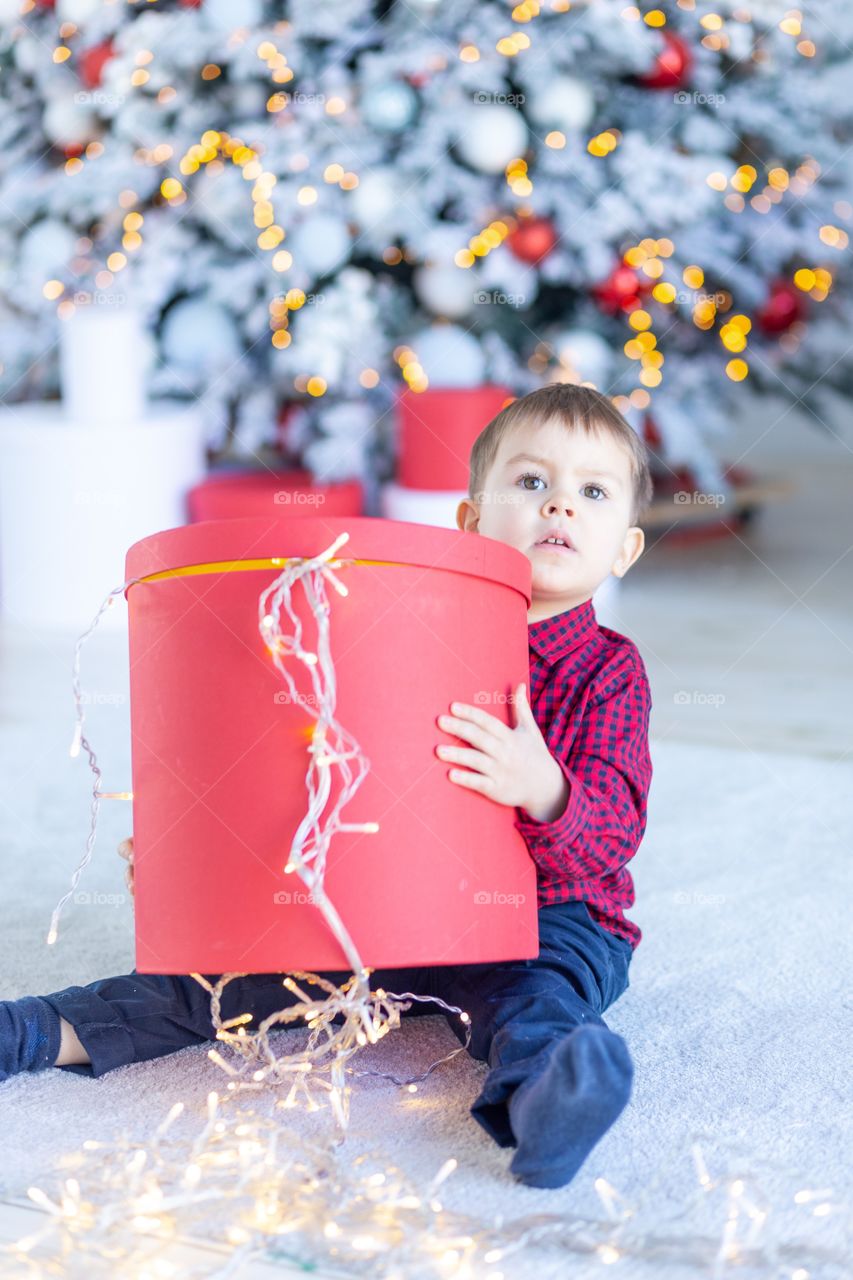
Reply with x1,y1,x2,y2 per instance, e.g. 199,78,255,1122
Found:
583,483,608,500
517,470,546,490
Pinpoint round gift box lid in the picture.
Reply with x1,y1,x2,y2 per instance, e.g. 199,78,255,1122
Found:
125,515,532,605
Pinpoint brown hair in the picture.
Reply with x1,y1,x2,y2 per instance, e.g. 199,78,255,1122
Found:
468,384,654,527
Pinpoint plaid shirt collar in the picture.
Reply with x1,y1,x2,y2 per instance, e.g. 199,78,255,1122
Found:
527,596,598,665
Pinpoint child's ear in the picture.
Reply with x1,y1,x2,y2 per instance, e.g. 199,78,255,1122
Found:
612,526,645,578
456,498,480,533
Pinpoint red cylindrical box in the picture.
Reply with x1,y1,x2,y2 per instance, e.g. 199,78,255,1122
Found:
125,516,538,974
397,386,514,491
187,469,363,523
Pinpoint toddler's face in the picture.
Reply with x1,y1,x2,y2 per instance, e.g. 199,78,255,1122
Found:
456,416,645,622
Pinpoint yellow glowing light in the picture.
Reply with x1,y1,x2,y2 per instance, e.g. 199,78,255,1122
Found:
636,332,657,351
306,377,327,397
768,167,789,190
622,6,641,18
286,288,306,308
640,259,664,279
628,310,652,331
653,282,677,303
160,178,183,200
700,13,723,29
797,39,816,56
644,9,666,26
683,265,704,288
639,367,662,387
106,252,127,272
267,93,287,113
545,130,566,148
726,359,749,381
201,64,221,80
779,16,801,36
460,44,480,62
656,238,674,256
793,268,816,291
65,157,83,175
53,46,71,63
271,330,291,349
297,186,318,205
588,131,619,157
455,249,475,268
624,339,643,359
729,314,752,333
325,97,347,115
258,227,285,250
43,280,64,301
122,231,143,251
359,369,380,388
720,326,747,352
257,40,277,58
324,163,345,183
272,250,293,272
731,165,758,193
123,212,144,231
706,171,727,192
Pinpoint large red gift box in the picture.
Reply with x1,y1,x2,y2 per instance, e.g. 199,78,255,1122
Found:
397,386,513,491
187,469,363,522
125,515,538,974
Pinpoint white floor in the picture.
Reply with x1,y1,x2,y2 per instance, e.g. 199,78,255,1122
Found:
0,393,851,1277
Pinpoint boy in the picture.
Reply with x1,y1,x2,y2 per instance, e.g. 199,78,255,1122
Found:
1,383,653,1191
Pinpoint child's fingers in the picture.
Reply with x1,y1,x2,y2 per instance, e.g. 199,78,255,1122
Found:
118,837,134,862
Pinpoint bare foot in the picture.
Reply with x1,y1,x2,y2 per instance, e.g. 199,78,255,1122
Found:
55,1016,91,1067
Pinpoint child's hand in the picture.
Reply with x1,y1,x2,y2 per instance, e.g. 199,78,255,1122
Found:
118,836,135,899
435,683,570,823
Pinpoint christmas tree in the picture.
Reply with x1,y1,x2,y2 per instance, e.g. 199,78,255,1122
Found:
1,0,850,499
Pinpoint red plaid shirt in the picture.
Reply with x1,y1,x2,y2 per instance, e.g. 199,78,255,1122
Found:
514,597,653,950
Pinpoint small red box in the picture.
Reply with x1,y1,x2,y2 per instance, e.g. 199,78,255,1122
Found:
397,386,514,491
125,516,538,974
187,469,363,523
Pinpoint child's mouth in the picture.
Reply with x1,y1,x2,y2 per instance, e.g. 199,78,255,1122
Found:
533,541,576,556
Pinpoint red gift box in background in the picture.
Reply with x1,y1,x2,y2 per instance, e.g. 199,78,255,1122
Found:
397,386,513,492
125,515,538,974
187,469,363,522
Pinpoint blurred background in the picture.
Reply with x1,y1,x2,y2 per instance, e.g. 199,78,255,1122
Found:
1,4,852,1267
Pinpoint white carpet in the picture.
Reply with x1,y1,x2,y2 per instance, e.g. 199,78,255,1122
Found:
1,626,851,1277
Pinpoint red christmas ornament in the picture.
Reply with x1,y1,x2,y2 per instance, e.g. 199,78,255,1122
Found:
179,0,203,6
507,216,558,264
592,262,652,315
79,39,114,91
756,280,804,334
638,33,693,90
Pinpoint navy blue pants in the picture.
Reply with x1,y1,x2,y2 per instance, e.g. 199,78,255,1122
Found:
41,900,634,1171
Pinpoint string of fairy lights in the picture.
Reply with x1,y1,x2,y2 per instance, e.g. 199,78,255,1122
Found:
30,0,847,410
24,526,849,1277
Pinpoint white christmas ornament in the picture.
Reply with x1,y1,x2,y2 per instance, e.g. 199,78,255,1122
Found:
161,298,242,373
547,328,614,388
409,325,485,387
526,76,596,132
290,213,351,277
43,93,97,148
203,0,265,31
413,262,476,319
21,219,77,283
57,0,107,23
454,103,528,173
349,168,400,229
361,81,418,133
